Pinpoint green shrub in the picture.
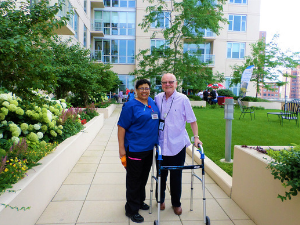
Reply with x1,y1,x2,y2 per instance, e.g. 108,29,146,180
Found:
80,103,99,121
95,99,115,108
267,144,300,201
187,95,202,101
241,96,270,102
217,89,235,97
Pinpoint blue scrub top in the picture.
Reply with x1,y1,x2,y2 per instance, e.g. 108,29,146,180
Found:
127,92,135,101
118,97,160,153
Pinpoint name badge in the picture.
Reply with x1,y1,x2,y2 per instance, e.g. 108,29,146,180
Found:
159,119,165,131
151,112,159,120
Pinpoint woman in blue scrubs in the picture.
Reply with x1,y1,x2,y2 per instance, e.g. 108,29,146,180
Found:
118,79,159,223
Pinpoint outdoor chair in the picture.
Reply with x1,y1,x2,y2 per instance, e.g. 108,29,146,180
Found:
280,100,299,126
238,98,255,120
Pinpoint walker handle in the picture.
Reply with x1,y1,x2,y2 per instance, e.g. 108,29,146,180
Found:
191,136,204,159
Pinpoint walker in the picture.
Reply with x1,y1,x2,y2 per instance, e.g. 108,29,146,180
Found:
149,137,210,225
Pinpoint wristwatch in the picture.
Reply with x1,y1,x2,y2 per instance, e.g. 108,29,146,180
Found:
194,135,199,139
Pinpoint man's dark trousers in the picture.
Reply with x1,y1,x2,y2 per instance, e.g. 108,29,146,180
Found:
156,147,186,207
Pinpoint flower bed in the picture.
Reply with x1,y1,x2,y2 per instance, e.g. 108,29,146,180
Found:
0,114,105,225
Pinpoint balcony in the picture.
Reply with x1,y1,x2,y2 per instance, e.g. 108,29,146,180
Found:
90,50,103,61
91,0,104,8
90,22,104,37
191,28,216,40
51,0,75,35
188,53,215,66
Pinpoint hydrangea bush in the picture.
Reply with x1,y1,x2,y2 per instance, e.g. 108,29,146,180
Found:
0,93,99,192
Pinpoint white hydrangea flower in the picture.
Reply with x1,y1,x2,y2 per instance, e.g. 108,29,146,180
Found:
61,102,67,109
47,110,52,122
0,94,8,101
11,136,20,144
0,133,3,139
33,124,41,130
37,132,43,139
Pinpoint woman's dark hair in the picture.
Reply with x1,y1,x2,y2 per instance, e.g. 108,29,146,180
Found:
135,79,151,89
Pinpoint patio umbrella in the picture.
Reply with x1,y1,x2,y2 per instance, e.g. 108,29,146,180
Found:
207,83,225,89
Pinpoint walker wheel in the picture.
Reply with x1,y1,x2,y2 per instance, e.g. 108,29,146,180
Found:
154,220,158,225
205,216,210,225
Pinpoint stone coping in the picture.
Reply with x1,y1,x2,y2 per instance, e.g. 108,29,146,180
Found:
190,101,206,107
0,114,105,225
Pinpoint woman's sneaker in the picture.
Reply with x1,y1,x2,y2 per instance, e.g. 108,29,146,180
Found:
125,212,144,223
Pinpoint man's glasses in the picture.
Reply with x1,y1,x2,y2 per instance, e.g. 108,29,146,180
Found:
137,87,150,91
161,81,176,85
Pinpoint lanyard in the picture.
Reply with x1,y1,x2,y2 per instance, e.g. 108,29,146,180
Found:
161,94,174,119
144,104,154,112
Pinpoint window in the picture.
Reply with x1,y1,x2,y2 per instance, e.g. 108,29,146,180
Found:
228,14,246,31
227,42,245,59
225,78,240,96
229,0,247,4
95,39,135,64
84,0,87,13
118,75,135,90
196,0,218,6
150,39,168,54
104,0,136,8
94,11,135,36
151,11,170,28
73,12,78,39
84,25,87,47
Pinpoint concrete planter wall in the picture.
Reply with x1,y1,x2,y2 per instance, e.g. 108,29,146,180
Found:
0,114,105,225
231,145,300,225
186,145,232,197
235,100,282,109
96,104,116,118
190,101,206,107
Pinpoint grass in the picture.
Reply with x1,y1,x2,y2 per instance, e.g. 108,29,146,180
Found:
186,105,300,176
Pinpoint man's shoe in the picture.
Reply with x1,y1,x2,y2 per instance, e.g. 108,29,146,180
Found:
172,206,182,215
140,202,150,210
160,202,165,210
125,212,144,223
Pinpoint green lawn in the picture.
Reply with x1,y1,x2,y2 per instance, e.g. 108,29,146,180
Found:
186,105,300,176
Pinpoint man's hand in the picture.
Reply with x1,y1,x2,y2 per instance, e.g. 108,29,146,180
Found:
194,137,202,148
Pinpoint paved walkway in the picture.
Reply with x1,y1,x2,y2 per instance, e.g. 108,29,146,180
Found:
35,105,256,225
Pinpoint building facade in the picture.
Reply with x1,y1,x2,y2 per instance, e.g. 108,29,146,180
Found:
29,0,262,96
289,66,300,99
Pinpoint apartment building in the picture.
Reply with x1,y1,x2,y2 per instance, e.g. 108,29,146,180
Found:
23,0,262,96
257,83,281,100
289,66,300,99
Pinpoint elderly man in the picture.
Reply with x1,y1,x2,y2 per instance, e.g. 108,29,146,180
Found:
154,73,202,215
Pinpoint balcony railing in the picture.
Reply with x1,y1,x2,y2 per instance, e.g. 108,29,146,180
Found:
191,28,216,38
90,22,104,37
91,22,102,31
188,53,215,66
90,50,103,61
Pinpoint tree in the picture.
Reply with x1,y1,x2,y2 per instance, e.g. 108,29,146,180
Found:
0,0,119,106
132,0,227,91
231,35,300,98
0,0,69,99
50,38,119,106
